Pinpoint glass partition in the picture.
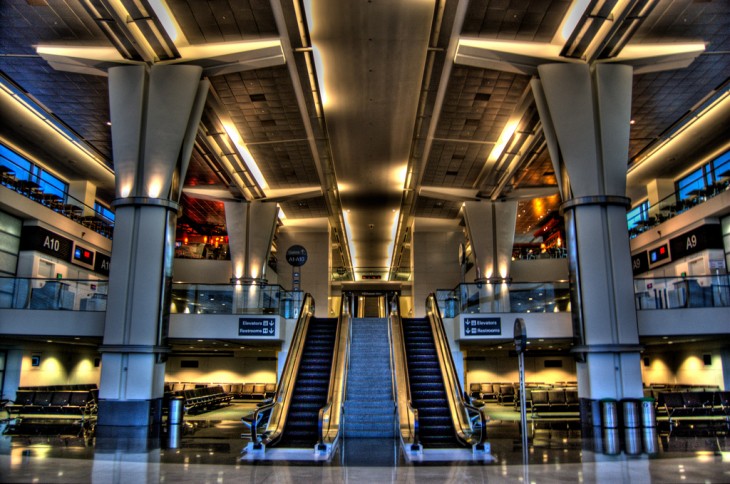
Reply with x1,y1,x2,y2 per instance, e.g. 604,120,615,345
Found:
170,282,303,317
634,275,730,309
0,277,108,311
437,281,571,316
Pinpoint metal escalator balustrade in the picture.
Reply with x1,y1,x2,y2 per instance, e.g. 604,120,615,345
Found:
244,294,349,454
277,316,338,447
402,316,460,448
391,294,489,452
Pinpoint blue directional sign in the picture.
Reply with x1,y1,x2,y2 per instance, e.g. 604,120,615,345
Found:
238,317,277,337
463,317,502,336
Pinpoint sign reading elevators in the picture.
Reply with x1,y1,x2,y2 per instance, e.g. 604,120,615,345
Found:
238,317,277,337
463,317,502,337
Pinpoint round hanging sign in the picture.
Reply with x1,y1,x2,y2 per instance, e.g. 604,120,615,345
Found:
286,245,308,266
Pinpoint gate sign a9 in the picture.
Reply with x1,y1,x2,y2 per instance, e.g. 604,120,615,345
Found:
286,245,308,266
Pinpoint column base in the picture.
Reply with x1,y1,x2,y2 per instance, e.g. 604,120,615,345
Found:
97,398,163,427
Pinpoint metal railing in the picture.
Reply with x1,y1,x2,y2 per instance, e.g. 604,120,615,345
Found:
1,152,115,239
634,274,730,310
627,180,730,238
317,294,351,453
425,294,488,448
170,282,302,317
389,294,421,452
246,294,315,450
436,281,571,317
0,277,108,311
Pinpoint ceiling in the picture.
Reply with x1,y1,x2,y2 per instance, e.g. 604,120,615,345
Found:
0,0,728,280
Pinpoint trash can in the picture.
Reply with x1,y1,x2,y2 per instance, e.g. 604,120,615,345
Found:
600,398,618,429
622,399,640,429
169,396,185,425
640,397,656,428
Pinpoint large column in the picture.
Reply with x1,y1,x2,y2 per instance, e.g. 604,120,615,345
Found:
97,65,208,434
463,200,517,312
223,200,278,312
532,64,643,413
68,180,97,216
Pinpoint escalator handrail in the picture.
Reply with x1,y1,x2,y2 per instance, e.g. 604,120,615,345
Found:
253,294,315,447
389,294,420,449
426,293,488,446
317,294,351,448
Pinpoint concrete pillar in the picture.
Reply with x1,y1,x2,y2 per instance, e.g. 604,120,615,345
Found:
646,178,675,219
98,65,208,435
223,201,278,312
463,200,517,312
68,180,97,216
532,64,643,407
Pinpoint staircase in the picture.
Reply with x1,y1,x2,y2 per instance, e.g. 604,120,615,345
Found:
277,317,338,447
344,317,395,438
402,318,460,448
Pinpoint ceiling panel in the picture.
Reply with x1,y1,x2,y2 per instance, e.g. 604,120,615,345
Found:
167,0,277,44
462,0,573,42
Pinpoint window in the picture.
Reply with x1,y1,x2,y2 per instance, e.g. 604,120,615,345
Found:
711,151,730,183
627,200,649,230
94,202,115,223
0,144,68,199
677,167,705,201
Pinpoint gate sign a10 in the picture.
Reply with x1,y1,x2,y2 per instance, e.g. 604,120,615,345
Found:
286,245,308,266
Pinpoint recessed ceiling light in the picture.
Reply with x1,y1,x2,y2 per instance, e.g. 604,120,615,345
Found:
197,339,203,342
47,340,53,343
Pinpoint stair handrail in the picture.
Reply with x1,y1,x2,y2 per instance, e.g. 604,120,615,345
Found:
247,293,315,449
426,293,489,447
317,293,351,450
389,294,421,451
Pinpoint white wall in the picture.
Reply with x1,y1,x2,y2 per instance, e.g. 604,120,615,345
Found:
641,348,725,388
277,228,330,317
18,346,100,388
165,355,277,384
413,227,463,317
465,353,577,386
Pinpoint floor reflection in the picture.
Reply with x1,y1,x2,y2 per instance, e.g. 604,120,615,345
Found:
3,409,730,482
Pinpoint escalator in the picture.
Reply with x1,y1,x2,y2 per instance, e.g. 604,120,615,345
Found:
245,294,349,455
402,317,461,447
390,294,488,453
276,317,337,447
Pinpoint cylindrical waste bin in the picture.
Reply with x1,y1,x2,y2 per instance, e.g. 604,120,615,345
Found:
169,396,185,425
640,397,656,428
600,398,618,429
622,399,640,429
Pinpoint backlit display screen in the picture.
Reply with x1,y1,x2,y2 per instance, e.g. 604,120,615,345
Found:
648,244,669,264
73,245,94,265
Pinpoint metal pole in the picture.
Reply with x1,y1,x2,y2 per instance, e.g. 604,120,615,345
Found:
518,351,528,463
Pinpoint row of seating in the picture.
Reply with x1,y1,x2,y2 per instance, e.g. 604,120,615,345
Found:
5,389,97,418
179,385,233,414
18,384,97,391
659,391,730,420
166,382,276,400
527,388,580,416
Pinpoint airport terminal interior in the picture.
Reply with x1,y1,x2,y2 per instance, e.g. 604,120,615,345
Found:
1,0,730,482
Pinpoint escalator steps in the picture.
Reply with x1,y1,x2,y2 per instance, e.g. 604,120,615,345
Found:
402,318,461,448
277,318,337,447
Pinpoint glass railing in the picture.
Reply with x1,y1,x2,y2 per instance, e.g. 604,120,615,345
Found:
0,277,108,311
436,281,571,317
627,180,730,238
170,282,303,317
1,152,114,239
634,275,730,310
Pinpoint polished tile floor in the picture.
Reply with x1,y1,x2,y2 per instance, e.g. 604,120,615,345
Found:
3,404,730,483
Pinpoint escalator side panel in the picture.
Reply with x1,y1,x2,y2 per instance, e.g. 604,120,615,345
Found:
402,318,462,448
276,317,338,447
